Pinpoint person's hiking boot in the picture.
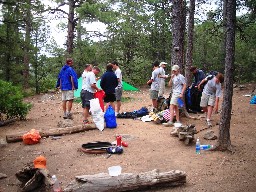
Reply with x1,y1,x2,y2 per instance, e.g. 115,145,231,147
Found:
206,120,212,127
67,112,73,120
83,120,90,125
63,113,68,119
162,121,174,127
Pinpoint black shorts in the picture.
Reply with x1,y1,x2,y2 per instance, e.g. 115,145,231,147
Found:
81,90,94,108
104,93,116,103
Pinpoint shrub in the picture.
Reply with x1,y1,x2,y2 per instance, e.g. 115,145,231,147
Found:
0,80,32,120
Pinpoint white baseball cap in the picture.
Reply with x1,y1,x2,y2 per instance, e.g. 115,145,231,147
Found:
159,62,167,66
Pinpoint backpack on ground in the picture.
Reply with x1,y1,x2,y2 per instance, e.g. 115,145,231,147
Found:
157,96,169,111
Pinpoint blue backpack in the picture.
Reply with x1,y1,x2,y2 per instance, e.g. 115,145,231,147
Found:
250,96,256,104
104,105,117,128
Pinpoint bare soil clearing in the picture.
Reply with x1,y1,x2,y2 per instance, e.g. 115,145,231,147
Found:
0,85,256,192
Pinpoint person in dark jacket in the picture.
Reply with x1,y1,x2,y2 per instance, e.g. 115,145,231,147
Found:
100,63,118,111
56,58,78,119
187,66,206,112
190,66,205,87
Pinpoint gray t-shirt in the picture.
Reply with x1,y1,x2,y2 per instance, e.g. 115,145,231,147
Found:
158,67,166,83
83,71,97,93
172,74,186,94
151,68,160,91
203,75,222,97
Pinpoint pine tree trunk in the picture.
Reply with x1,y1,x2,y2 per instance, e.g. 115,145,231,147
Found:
185,0,195,86
171,0,186,72
217,0,236,151
23,0,32,89
67,0,75,54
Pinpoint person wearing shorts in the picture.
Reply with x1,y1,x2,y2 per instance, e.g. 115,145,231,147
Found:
112,61,123,115
158,62,169,97
100,64,118,111
81,66,101,124
56,58,78,119
147,61,160,111
163,65,186,128
198,73,224,127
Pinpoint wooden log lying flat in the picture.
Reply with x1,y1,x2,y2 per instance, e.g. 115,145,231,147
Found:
0,118,16,127
6,124,97,143
64,169,186,192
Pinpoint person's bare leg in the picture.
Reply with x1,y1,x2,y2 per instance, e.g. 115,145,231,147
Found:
207,106,213,121
174,105,180,122
169,104,174,122
67,100,73,112
152,99,157,109
110,102,115,111
84,107,90,121
62,100,67,116
202,106,208,118
116,100,121,113
82,107,87,121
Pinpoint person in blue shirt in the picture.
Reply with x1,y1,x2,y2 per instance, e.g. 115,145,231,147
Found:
56,58,78,119
100,63,118,111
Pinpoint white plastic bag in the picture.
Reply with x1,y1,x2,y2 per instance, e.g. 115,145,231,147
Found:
90,98,104,131
90,98,102,113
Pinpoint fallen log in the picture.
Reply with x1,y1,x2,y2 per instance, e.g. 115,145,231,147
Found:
0,118,16,127
6,124,97,143
64,169,186,192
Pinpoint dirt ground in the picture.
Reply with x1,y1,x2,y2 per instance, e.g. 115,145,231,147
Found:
0,84,256,192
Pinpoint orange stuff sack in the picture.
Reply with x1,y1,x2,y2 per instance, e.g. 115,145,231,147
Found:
22,129,41,145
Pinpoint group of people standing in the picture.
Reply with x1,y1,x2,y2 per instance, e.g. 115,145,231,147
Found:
147,61,224,128
56,58,123,125
56,57,224,128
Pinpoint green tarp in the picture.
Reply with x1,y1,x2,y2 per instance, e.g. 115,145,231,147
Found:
74,77,139,98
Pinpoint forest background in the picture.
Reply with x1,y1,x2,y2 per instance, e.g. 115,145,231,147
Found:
0,0,255,95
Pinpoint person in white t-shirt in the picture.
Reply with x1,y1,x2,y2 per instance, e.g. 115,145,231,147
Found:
163,65,186,128
198,73,224,127
112,61,123,116
147,61,160,110
81,64,92,91
80,66,101,124
158,61,169,97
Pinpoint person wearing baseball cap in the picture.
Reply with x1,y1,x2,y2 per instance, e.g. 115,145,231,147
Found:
33,155,47,169
158,62,169,97
163,64,187,132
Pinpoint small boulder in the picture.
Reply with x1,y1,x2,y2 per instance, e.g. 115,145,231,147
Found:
204,130,217,140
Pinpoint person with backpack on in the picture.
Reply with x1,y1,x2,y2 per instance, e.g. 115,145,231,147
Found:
198,72,224,127
190,66,205,88
187,66,206,112
163,65,187,128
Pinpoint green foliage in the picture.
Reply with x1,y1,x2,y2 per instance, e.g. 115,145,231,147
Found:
0,80,32,120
